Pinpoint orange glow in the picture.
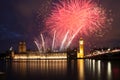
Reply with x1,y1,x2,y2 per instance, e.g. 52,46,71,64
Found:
12,60,67,75
77,60,84,80
80,40,84,45
13,53,67,60
77,39,84,58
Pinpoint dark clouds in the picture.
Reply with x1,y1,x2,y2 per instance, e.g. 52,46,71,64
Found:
0,0,120,52
0,25,22,40
0,0,52,51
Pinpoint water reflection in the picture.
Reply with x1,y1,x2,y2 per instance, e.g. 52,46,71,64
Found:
77,59,84,80
12,60,67,76
92,60,95,73
107,62,112,80
85,59,113,80
97,60,101,79
1,59,120,80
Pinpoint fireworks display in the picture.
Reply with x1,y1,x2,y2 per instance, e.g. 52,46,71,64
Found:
35,0,109,52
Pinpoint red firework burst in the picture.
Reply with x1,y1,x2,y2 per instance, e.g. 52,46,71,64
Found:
45,0,107,50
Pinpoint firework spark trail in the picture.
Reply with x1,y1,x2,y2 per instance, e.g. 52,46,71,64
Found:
34,40,41,52
41,34,45,52
52,30,56,51
45,0,107,51
66,26,83,48
60,30,69,51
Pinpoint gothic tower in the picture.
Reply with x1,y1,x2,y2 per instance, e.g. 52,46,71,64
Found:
77,38,84,58
19,42,26,53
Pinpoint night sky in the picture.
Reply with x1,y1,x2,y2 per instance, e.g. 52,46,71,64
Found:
0,0,120,52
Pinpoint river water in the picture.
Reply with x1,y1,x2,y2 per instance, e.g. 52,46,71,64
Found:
0,59,120,80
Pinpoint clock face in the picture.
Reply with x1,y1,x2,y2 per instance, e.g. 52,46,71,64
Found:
80,41,83,44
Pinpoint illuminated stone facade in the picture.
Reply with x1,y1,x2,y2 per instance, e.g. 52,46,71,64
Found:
19,42,26,53
77,38,84,58
13,52,67,60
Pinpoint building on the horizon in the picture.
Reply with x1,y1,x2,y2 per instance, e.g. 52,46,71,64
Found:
10,38,84,60
11,41,67,59
18,42,26,53
77,38,84,58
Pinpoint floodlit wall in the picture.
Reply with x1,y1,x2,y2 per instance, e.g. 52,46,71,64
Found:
13,53,67,59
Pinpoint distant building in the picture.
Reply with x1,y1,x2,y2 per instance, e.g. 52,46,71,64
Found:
11,50,15,59
77,38,84,58
11,41,67,60
18,42,26,53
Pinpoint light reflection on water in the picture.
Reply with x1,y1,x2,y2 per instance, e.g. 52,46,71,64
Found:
0,59,120,80
85,59,113,80
12,60,67,76
77,59,84,80
107,62,112,80
97,60,101,79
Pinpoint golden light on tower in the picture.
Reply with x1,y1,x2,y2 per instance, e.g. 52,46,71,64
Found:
77,60,84,80
77,38,84,58
19,42,26,53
